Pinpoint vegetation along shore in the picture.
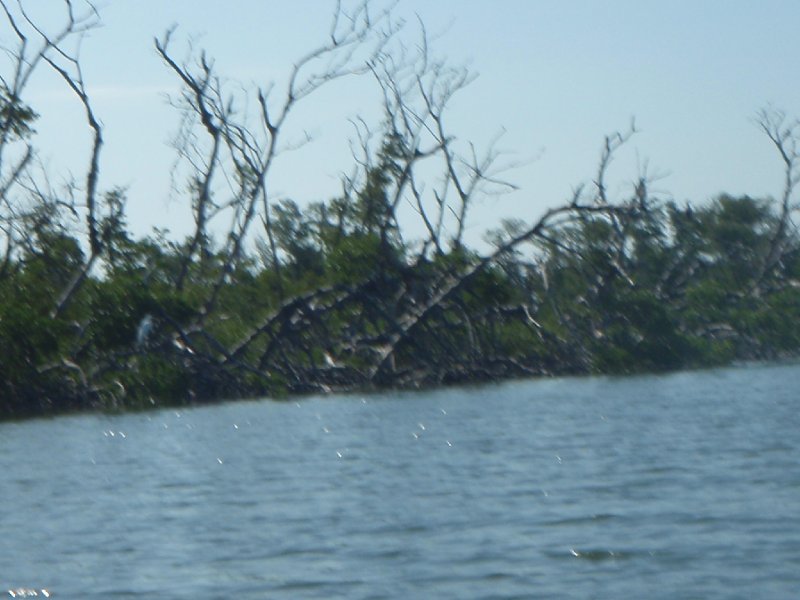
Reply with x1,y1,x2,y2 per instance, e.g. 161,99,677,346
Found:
1,2,799,419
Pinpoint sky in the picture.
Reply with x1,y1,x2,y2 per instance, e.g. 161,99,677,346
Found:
14,0,800,250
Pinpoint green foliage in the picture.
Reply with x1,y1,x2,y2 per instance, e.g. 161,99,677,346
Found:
272,199,326,278
0,84,37,141
326,232,387,284
1,109,799,420
123,354,190,405
0,283,73,417
0,298,58,375
86,277,151,349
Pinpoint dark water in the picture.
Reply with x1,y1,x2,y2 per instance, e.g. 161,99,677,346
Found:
2,363,799,599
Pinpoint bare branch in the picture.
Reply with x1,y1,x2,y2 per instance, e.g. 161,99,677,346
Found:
752,106,800,292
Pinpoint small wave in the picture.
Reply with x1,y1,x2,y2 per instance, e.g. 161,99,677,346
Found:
544,547,644,561
542,513,621,527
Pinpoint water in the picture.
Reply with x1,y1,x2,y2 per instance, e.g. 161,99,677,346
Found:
2,363,799,599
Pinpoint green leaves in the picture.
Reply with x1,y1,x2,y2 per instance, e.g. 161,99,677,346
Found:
1,96,799,421
0,84,37,141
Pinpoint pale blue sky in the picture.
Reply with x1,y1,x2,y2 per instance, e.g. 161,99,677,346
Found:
20,1,800,249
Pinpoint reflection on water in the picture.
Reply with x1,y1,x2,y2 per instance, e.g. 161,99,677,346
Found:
2,363,799,599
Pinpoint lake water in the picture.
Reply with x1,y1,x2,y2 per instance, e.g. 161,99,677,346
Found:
2,363,799,598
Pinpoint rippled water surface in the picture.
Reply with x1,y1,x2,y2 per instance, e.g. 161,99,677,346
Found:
2,363,799,598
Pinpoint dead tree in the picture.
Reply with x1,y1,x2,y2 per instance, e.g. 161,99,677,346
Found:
203,13,644,389
0,1,107,318
360,21,519,260
156,1,399,314
0,2,97,279
752,107,799,294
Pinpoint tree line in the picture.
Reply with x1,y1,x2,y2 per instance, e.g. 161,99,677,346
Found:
1,1,799,419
